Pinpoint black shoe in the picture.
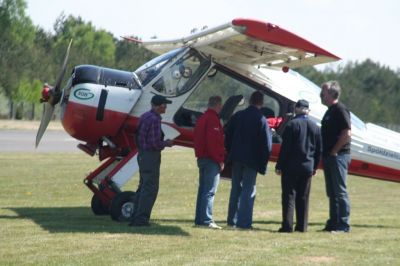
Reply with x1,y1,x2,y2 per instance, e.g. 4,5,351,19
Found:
278,227,292,233
321,226,336,232
234,225,254,230
331,227,350,233
331,230,349,234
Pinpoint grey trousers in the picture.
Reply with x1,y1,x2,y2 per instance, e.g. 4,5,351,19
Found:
133,150,161,225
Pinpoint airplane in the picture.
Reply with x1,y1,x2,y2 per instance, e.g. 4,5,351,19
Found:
35,18,400,222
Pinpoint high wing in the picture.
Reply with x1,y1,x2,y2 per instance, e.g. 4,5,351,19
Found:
123,18,340,69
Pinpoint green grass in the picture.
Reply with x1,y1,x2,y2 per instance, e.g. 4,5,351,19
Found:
0,150,399,265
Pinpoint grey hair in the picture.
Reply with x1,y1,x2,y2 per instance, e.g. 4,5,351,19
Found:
208,95,222,108
321,80,341,99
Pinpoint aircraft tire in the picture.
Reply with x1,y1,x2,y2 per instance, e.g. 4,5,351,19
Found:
110,191,136,222
91,194,110,215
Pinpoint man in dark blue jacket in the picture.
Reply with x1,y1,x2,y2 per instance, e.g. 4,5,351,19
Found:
226,91,272,229
275,99,321,232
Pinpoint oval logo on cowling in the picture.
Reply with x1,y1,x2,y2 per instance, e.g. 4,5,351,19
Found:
74,88,94,100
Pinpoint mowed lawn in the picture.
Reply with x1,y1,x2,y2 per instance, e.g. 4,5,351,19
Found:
0,149,399,265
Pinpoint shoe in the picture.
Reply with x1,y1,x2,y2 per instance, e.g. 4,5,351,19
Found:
278,227,292,233
320,226,335,232
331,228,350,234
194,222,222,229
233,225,253,230
208,222,222,229
331,230,348,234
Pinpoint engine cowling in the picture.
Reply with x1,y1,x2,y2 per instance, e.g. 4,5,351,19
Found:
61,65,142,143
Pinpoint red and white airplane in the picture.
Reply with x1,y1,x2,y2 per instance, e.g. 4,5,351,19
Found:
36,18,400,221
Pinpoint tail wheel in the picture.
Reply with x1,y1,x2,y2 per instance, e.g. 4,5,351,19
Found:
91,194,110,215
110,191,136,221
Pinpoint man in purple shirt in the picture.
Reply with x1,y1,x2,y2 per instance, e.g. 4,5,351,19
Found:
129,95,173,226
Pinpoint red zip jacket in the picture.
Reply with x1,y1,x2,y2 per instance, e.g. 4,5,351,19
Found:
194,108,225,164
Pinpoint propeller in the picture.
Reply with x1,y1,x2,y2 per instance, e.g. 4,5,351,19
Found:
35,39,73,148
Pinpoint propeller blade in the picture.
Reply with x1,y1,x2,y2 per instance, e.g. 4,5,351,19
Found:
51,39,73,104
35,102,55,148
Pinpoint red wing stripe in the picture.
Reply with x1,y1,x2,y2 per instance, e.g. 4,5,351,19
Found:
232,18,340,60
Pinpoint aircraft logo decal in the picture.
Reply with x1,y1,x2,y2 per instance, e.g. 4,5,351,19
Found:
74,88,95,100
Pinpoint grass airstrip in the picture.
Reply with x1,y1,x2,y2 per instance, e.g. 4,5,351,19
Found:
0,148,399,265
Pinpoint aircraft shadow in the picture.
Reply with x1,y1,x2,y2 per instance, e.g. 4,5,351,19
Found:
2,207,189,236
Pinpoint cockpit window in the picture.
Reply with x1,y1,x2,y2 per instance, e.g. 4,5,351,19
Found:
151,50,209,97
135,48,184,86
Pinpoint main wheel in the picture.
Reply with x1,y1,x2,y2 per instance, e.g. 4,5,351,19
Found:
110,191,136,221
91,194,109,215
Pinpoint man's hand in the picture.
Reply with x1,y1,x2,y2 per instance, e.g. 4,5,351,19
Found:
312,170,317,176
275,169,282,176
329,151,338,156
219,162,225,172
165,139,174,147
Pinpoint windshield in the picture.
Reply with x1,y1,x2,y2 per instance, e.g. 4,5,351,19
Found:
135,48,184,86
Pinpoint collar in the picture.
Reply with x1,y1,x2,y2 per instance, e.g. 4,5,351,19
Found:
205,108,219,116
150,109,162,119
294,114,308,119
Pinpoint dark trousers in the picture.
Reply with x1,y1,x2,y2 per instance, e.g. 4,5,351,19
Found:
132,150,161,225
281,171,312,232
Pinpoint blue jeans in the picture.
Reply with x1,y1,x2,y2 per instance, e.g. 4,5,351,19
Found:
323,154,351,231
195,158,220,225
227,161,257,228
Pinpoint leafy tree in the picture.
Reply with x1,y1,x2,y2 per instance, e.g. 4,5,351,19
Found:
0,0,35,117
114,38,155,71
52,14,115,68
299,60,400,126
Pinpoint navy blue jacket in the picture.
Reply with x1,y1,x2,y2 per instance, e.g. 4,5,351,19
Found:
225,105,272,174
275,115,322,176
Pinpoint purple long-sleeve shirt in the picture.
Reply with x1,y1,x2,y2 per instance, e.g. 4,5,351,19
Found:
137,110,168,151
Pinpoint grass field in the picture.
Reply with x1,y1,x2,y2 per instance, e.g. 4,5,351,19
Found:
0,150,399,265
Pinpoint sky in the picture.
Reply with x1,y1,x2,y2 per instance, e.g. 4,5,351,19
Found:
25,0,400,71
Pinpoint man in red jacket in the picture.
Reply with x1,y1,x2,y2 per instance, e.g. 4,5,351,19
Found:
194,96,225,229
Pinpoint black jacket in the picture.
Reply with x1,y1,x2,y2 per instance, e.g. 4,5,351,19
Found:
225,105,272,174
276,115,321,176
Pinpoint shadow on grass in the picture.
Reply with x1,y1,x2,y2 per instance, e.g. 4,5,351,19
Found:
250,220,400,230
1,207,190,236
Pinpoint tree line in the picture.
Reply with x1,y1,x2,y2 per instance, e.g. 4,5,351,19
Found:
0,0,154,119
1,0,399,128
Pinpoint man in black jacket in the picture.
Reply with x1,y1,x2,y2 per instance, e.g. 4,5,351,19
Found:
226,91,272,229
275,99,322,232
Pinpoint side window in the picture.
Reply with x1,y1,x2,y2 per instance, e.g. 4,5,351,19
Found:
174,67,280,127
152,51,207,96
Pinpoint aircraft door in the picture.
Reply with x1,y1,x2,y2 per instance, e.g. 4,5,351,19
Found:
174,65,282,130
